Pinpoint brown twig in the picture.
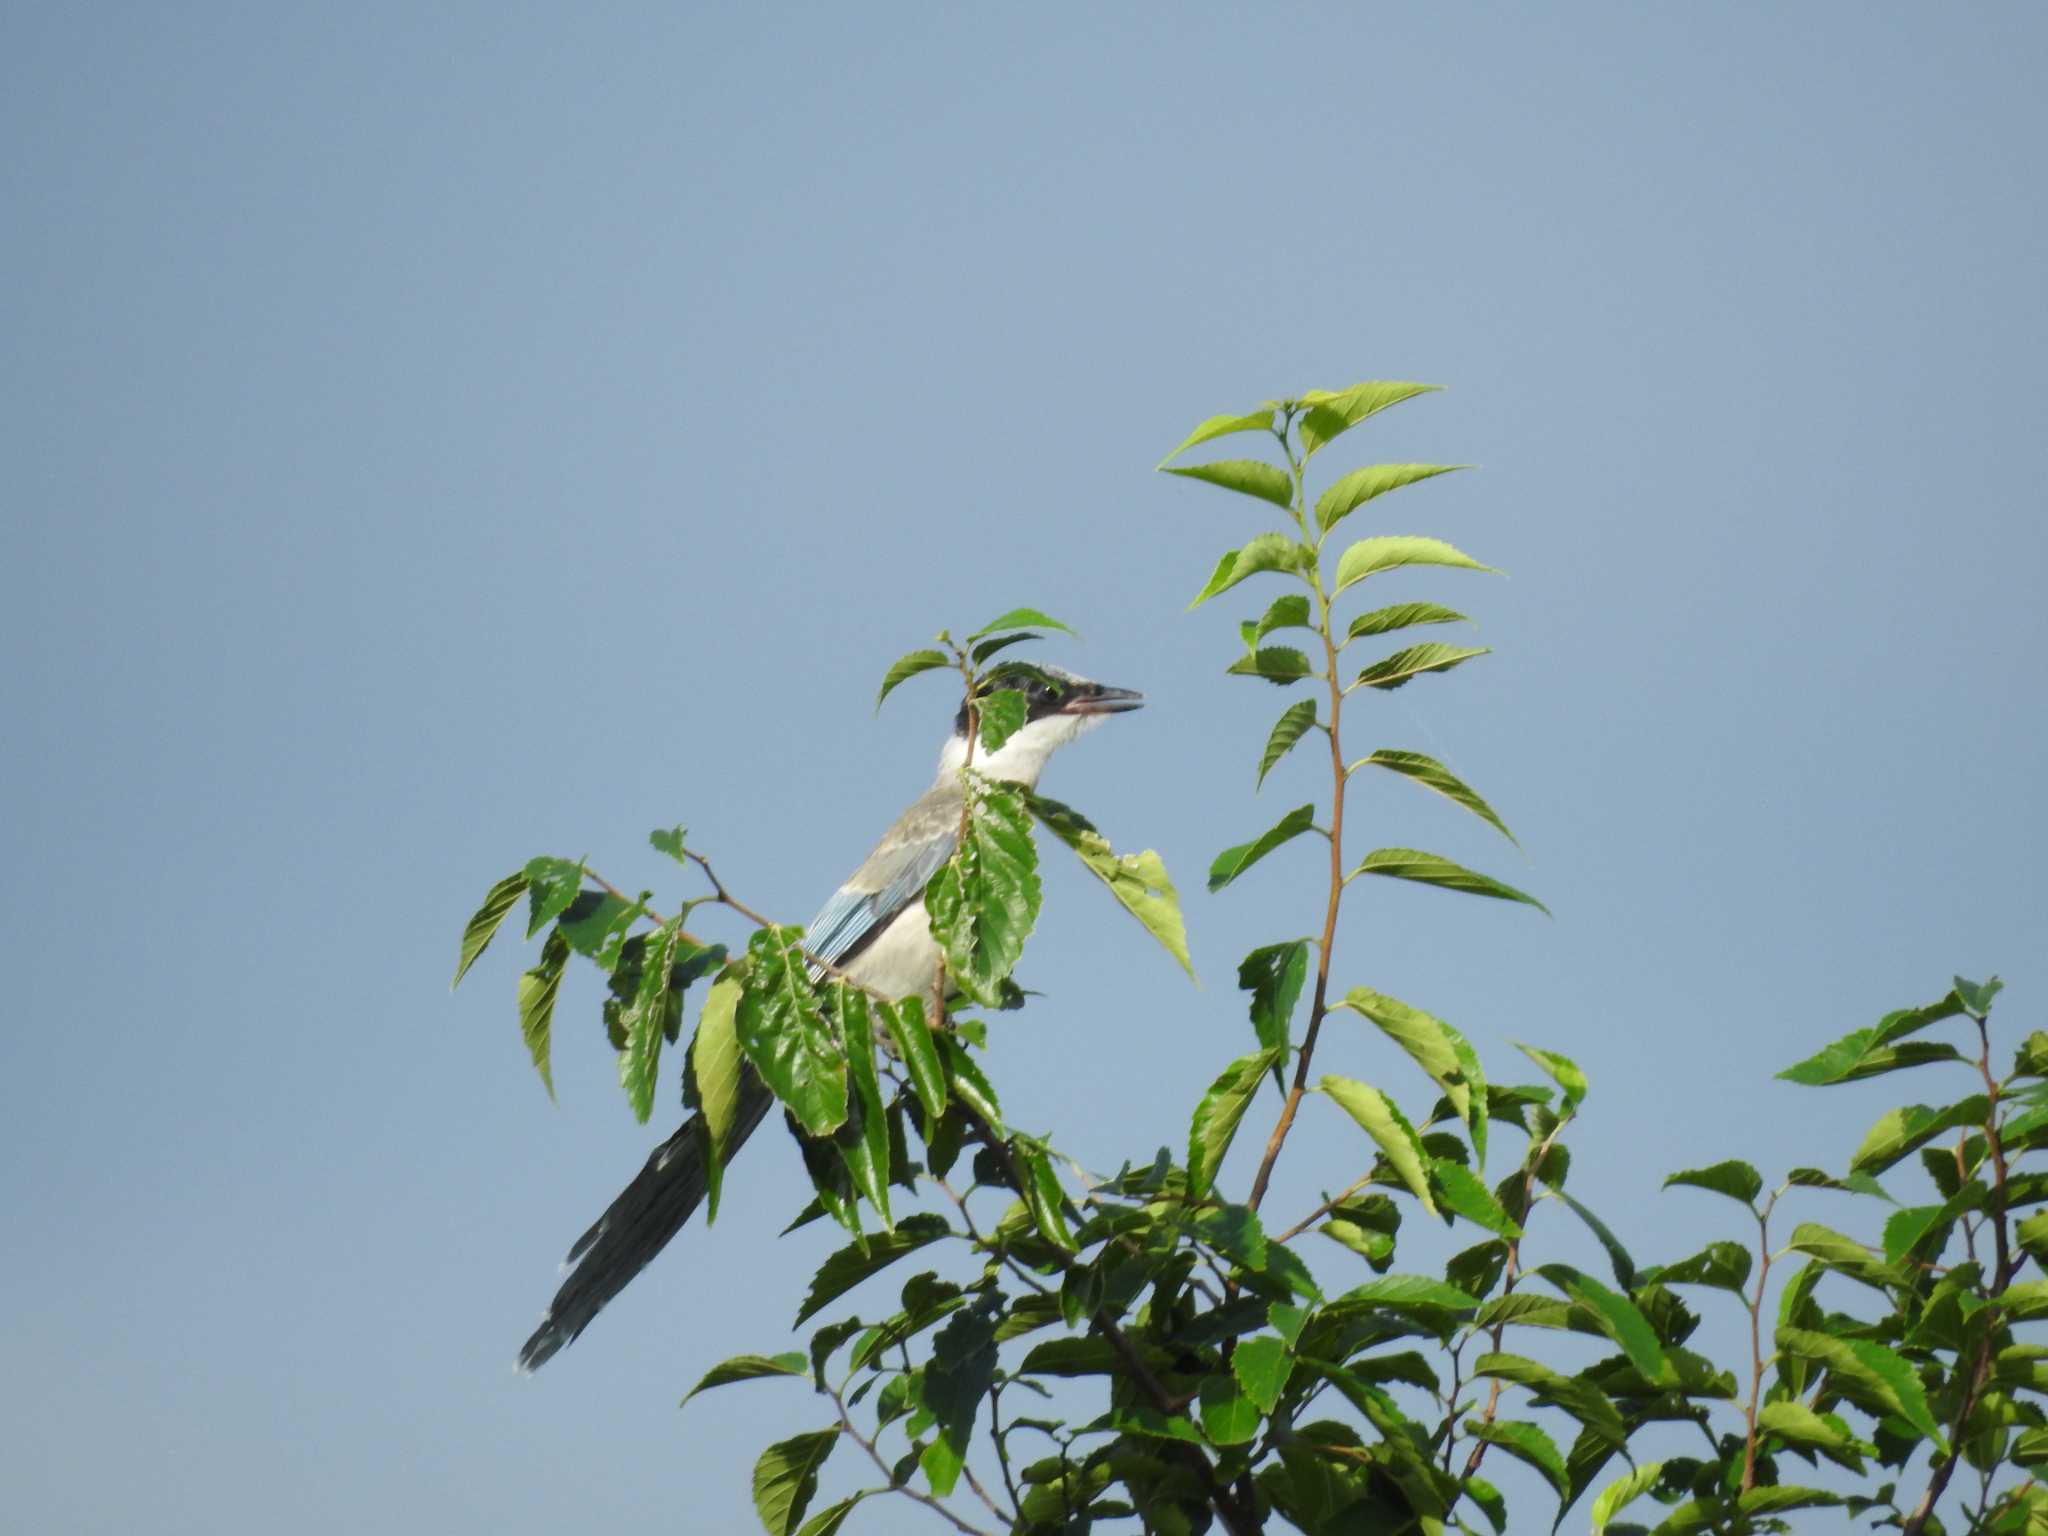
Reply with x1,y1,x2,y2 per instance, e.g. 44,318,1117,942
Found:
822,1377,993,1536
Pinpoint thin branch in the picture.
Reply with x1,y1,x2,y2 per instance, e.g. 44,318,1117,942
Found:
822,1377,993,1536
1740,1191,1779,1494
1275,1173,1376,1245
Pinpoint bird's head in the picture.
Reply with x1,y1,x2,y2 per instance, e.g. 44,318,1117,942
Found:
940,661,1144,786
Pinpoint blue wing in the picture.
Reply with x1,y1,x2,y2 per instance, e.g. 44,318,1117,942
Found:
803,812,958,970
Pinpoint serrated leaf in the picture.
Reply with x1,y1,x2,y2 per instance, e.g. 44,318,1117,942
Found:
618,918,684,1123
1346,601,1470,643
1882,1204,1949,1265
1240,940,1308,1065
1320,1076,1437,1216
454,871,527,987
1018,1145,1074,1250
795,1214,951,1325
1471,1352,1624,1447
1164,458,1295,511
1512,1043,1587,1113
1233,1334,1291,1412
1465,1417,1567,1498
523,856,584,938
1556,1193,1636,1288
649,825,688,864
1646,1241,1751,1294
1537,1265,1669,1385
1210,804,1318,892
1189,532,1310,608
516,929,569,1101
1954,974,2004,1018
1314,463,1466,535
555,889,642,966
924,782,1041,1007
1850,1096,1990,1174
1777,992,1968,1084
1026,792,1194,978
883,997,946,1123
876,649,952,710
1159,405,1279,464
794,1496,862,1536
1226,646,1315,685
941,1037,1002,1134
752,1429,838,1536
1756,1400,1860,1456
1349,848,1548,914
1188,1048,1284,1198
692,976,744,1219
682,1351,808,1405
1432,1158,1521,1237
833,988,891,1227
1785,1166,1894,1201
1784,1222,1903,1291
1350,641,1490,692
1258,700,1319,788
976,688,1028,753
1591,1461,1665,1535
1663,1160,1763,1205
1775,1327,1946,1453
968,607,1075,640
1197,1372,1261,1445
736,925,847,1137
1337,987,1472,1124
1296,381,1439,457
1333,1274,1480,1313
1352,751,1515,843
1332,535,1494,595
1251,593,1314,644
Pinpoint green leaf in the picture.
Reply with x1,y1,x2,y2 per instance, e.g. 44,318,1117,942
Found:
1432,1158,1521,1237
1512,1042,1587,1113
1882,1204,1949,1265
1590,1461,1665,1535
1336,988,1475,1128
1785,1166,1895,1201
649,825,688,865
736,926,848,1137
1556,1193,1637,1289
1464,1417,1567,1498
752,1429,838,1536
1240,941,1308,1073
1333,1274,1479,1313
1198,1372,1261,1445
1850,1096,1990,1174
1226,646,1315,685
876,649,953,710
454,872,527,987
1348,848,1548,914
691,976,744,1220
2014,1031,2048,1079
1331,535,1494,596
1346,601,1470,643
1349,642,1490,692
1233,1334,1292,1413
924,782,1041,1007
1784,1221,1903,1291
1258,700,1319,788
1018,1145,1074,1250
1471,1352,1625,1447
1645,1241,1752,1294
1250,593,1314,644
1351,751,1515,843
1663,1160,1763,1205
882,997,946,1123
795,1215,952,1326
1296,381,1439,458
1164,458,1295,511
1536,1265,1670,1386
833,989,892,1227
968,607,1075,640
941,1037,1003,1134
1314,463,1466,536
1188,532,1310,608
1776,1327,1947,1453
1188,1048,1284,1198
516,929,569,1101
523,856,584,938
555,889,642,966
976,688,1028,753
1025,792,1194,978
618,919,684,1123
1159,404,1279,464
1320,1075,1437,1216
1211,804,1318,892
1954,974,2004,1019
794,1497,862,1536
1777,991,1969,1084
682,1351,807,1405
1756,1401,1862,1457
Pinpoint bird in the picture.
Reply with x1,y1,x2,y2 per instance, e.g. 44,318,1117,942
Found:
518,661,1144,1370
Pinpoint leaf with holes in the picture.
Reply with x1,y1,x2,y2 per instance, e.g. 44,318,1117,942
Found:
1349,848,1548,914
1026,792,1193,978
1258,700,1318,788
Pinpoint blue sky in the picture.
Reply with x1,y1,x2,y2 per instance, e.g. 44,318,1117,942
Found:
5,5,2043,1531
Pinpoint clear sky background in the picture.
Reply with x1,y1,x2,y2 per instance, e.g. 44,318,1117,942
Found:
5,5,2044,1532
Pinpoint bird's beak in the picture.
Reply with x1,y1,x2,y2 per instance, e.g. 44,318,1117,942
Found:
1061,684,1145,716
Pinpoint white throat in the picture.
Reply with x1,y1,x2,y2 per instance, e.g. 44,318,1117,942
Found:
935,711,1103,789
